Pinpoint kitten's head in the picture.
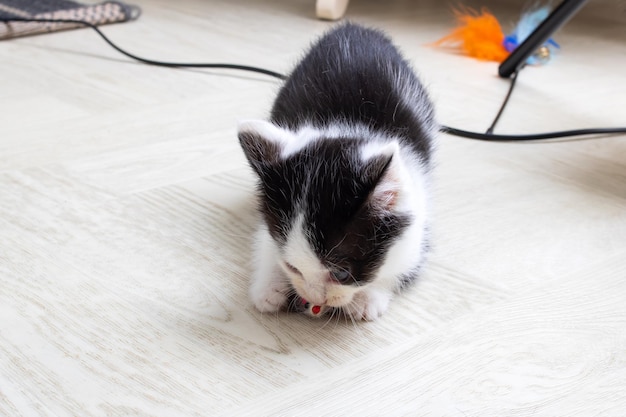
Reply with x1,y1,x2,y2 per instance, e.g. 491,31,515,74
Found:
239,120,412,308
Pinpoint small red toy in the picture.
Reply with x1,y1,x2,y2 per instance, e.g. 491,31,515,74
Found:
299,297,328,318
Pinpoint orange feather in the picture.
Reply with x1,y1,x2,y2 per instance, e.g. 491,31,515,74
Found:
432,8,509,62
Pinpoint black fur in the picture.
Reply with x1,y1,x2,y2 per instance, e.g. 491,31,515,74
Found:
271,22,435,162
239,23,435,286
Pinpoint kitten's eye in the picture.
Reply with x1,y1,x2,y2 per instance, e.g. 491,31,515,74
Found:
284,262,301,275
332,269,351,283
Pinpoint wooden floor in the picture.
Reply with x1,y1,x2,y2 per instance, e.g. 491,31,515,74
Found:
1,0,625,415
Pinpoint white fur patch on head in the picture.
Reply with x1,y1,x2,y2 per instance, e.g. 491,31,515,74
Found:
359,140,398,162
281,215,328,305
238,119,293,146
238,121,328,160
280,125,322,158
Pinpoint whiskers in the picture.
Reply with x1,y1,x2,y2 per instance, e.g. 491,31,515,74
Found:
283,287,300,313
342,297,366,329
312,305,365,337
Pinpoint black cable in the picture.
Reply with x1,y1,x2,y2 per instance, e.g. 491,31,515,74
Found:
2,16,625,141
440,125,626,141
453,68,626,140
0,17,286,80
486,70,519,134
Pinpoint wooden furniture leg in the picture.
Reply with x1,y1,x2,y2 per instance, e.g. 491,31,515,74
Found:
316,0,350,20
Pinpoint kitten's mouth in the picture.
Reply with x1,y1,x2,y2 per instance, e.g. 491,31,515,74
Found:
286,293,325,313
301,298,328,317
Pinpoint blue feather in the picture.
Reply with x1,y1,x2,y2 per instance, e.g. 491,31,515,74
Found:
504,5,560,65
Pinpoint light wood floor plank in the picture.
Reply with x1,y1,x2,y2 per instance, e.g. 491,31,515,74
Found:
228,254,626,416
1,0,625,415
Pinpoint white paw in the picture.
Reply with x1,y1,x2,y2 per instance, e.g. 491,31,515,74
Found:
249,279,289,313
343,289,391,321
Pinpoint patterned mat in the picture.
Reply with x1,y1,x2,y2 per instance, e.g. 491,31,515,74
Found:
0,0,140,40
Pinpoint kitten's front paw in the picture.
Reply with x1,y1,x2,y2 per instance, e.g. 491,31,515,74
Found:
344,289,391,321
250,279,289,313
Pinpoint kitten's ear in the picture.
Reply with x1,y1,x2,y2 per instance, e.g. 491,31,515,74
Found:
238,120,290,176
363,142,402,211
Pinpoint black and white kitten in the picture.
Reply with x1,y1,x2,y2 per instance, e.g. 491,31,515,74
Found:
238,23,436,321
